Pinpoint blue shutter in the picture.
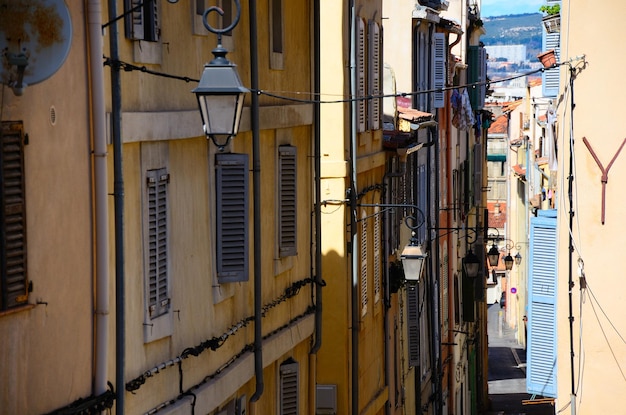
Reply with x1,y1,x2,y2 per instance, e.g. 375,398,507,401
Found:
433,33,446,108
542,1,561,97
527,209,557,397
216,153,249,283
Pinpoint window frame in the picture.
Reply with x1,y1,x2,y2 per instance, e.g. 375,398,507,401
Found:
142,166,173,343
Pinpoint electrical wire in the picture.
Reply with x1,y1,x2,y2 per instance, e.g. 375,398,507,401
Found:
102,55,552,105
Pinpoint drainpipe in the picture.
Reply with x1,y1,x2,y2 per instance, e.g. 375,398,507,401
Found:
310,0,322,356
248,0,264,403
87,0,110,399
349,1,359,414
106,0,125,412
309,1,321,412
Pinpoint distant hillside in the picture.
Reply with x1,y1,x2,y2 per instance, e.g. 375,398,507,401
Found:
482,13,543,61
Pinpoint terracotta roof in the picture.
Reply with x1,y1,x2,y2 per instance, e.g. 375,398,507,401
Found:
487,201,507,229
397,106,433,123
488,115,508,134
528,78,542,88
512,164,526,177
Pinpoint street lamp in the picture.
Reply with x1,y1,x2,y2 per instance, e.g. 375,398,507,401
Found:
487,241,500,268
514,252,522,266
463,248,480,278
192,2,248,151
401,233,427,282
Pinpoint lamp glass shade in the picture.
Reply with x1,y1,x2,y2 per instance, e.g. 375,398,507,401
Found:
401,244,427,281
504,253,514,271
464,249,480,278
487,244,500,267
514,252,522,265
193,63,248,142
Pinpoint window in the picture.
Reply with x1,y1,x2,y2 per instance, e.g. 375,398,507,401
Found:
0,121,28,311
143,167,172,342
527,210,558,398
216,153,249,283
269,0,284,69
278,146,297,257
406,283,419,367
357,18,366,132
280,359,299,415
433,32,446,109
368,20,381,131
146,168,170,319
373,206,381,304
360,209,368,316
124,0,160,42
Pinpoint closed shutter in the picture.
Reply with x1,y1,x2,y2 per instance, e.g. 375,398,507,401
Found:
473,143,483,207
433,32,446,108
357,18,366,132
406,282,420,367
216,153,249,283
280,360,299,415
146,168,170,318
278,146,297,257
368,20,381,130
527,210,558,398
468,45,486,110
0,121,28,310
442,249,449,334
373,206,381,303
360,209,368,316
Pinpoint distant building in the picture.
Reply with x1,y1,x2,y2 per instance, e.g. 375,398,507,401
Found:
485,44,527,64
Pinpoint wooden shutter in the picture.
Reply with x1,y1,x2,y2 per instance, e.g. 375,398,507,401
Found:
373,206,381,303
442,250,449,334
357,18,366,132
280,360,299,415
527,210,558,398
124,0,159,41
360,209,368,316
368,20,381,130
473,143,483,207
433,32,446,108
407,282,420,367
216,153,249,283
278,146,297,257
146,168,169,318
0,121,28,310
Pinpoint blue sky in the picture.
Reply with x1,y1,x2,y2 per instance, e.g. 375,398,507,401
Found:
481,0,545,17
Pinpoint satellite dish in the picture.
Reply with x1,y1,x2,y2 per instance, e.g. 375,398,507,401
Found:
0,0,72,96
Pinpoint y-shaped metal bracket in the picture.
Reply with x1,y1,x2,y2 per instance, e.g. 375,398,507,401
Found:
582,137,626,224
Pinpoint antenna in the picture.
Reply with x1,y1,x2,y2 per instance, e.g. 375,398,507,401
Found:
0,0,72,96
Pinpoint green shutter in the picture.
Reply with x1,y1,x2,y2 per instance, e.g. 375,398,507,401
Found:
1,121,28,310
